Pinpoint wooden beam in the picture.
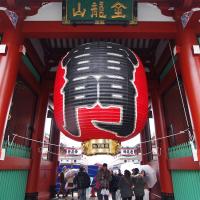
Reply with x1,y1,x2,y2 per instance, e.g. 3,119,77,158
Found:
19,62,40,94
169,156,200,170
189,11,200,33
0,0,171,8
159,60,181,94
0,10,17,31
22,22,177,39
6,0,16,7
195,25,200,34
155,45,171,76
24,39,45,75
159,68,176,94
0,156,31,170
44,76,55,95
182,0,193,8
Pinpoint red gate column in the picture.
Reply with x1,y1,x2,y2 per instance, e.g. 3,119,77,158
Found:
151,81,174,199
140,122,151,165
140,129,148,165
0,17,23,158
176,21,200,160
25,81,49,200
50,119,60,198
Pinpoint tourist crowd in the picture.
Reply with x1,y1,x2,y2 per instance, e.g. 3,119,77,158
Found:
57,163,149,200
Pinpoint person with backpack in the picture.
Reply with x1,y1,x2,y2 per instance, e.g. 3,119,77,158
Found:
119,170,134,200
132,169,145,200
73,166,91,200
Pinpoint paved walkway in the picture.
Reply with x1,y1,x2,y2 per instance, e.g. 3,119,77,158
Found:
52,192,112,200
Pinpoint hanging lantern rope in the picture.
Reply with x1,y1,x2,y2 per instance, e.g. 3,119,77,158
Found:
11,129,188,147
1,128,187,158
168,41,194,142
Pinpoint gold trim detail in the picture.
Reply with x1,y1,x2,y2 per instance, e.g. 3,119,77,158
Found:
82,139,120,155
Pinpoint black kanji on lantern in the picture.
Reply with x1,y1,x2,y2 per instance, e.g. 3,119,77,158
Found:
62,42,138,137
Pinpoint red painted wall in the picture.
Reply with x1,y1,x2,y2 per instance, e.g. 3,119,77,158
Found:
4,77,37,146
38,161,54,200
162,80,191,146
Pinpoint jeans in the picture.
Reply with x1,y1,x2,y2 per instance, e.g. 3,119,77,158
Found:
135,195,144,200
78,188,86,200
111,191,116,200
97,189,109,200
122,198,132,200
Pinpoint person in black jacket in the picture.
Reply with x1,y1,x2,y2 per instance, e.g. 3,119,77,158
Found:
74,166,90,200
132,169,145,200
119,170,134,200
109,171,120,200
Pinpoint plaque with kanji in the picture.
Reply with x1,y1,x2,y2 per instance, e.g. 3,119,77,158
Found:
62,0,137,25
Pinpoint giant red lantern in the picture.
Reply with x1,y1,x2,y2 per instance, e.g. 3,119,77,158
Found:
54,42,148,154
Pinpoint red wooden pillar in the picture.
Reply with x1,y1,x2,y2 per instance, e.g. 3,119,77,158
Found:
25,81,49,200
50,119,60,198
176,22,200,160
151,81,174,199
141,119,153,164
140,128,148,165
0,18,23,158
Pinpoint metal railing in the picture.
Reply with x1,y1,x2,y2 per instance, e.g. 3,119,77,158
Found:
168,142,192,159
168,143,200,200
0,170,29,200
0,141,30,199
172,170,200,200
3,141,31,158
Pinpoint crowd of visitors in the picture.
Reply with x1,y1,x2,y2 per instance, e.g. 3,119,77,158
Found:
57,163,149,200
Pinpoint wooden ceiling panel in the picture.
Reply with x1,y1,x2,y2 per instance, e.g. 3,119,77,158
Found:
28,38,166,80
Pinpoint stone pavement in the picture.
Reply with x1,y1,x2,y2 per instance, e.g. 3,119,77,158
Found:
52,192,112,200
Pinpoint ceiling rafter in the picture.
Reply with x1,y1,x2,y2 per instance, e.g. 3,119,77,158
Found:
32,38,162,77
24,39,45,75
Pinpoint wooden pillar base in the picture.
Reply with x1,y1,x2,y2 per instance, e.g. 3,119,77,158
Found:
25,192,38,200
161,192,174,200
49,185,57,198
